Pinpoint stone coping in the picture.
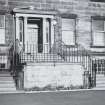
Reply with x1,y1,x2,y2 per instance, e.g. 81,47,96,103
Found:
0,88,105,94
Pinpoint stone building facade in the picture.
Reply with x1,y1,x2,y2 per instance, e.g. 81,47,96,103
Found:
0,0,105,89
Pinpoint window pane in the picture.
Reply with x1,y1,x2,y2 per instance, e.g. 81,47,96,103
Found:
62,18,75,30
0,15,4,28
92,20,104,31
62,31,74,45
0,29,5,44
93,32,105,46
62,18,75,45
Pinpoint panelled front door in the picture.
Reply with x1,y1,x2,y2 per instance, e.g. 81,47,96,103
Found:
25,24,38,53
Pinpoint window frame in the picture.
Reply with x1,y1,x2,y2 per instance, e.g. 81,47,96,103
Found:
0,15,5,44
61,15,77,46
90,0,105,3
0,15,5,29
91,17,105,48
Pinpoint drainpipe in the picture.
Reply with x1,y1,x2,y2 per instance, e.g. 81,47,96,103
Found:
5,0,8,8
52,17,57,66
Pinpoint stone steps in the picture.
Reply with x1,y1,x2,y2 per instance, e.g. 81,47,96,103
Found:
0,83,15,88
96,81,105,84
0,77,14,81
0,71,16,92
0,88,16,91
0,73,11,77
95,74,105,89
21,53,64,63
21,53,84,64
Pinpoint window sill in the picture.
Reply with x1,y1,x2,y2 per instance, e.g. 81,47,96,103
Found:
90,0,105,3
90,45,105,48
64,43,77,48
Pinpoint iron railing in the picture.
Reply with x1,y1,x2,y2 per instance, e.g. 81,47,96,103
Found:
90,59,105,87
0,43,14,71
17,41,89,64
56,40,85,63
15,40,97,88
75,44,96,88
56,40,95,88
18,43,64,63
92,59,105,74
0,42,24,90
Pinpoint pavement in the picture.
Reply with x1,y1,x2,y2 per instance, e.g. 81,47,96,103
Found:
0,89,105,105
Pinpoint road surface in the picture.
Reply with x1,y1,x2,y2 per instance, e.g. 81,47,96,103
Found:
0,90,105,105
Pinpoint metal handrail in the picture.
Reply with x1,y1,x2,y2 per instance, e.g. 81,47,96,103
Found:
56,40,96,88
14,40,96,88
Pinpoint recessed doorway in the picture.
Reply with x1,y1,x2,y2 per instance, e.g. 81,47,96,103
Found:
25,17,43,53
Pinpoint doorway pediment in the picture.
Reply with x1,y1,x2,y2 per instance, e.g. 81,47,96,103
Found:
13,6,57,15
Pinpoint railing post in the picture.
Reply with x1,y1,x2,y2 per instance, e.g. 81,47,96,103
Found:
91,59,96,87
77,45,78,63
52,17,57,65
104,60,105,74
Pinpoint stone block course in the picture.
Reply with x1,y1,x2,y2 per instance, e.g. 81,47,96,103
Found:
1,0,105,54
23,63,84,88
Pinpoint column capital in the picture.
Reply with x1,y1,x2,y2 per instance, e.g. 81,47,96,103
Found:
14,15,20,18
24,16,28,19
43,17,47,19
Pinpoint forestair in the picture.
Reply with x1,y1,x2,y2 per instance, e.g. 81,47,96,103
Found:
94,74,105,89
0,71,16,92
18,42,93,89
20,53,64,63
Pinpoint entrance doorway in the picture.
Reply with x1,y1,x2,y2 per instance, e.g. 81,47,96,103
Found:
16,14,54,55
25,18,43,53
25,17,52,53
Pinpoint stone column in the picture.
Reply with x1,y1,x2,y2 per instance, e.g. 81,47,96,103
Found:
24,17,27,45
43,17,47,53
51,18,54,48
15,16,19,40
23,17,28,52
